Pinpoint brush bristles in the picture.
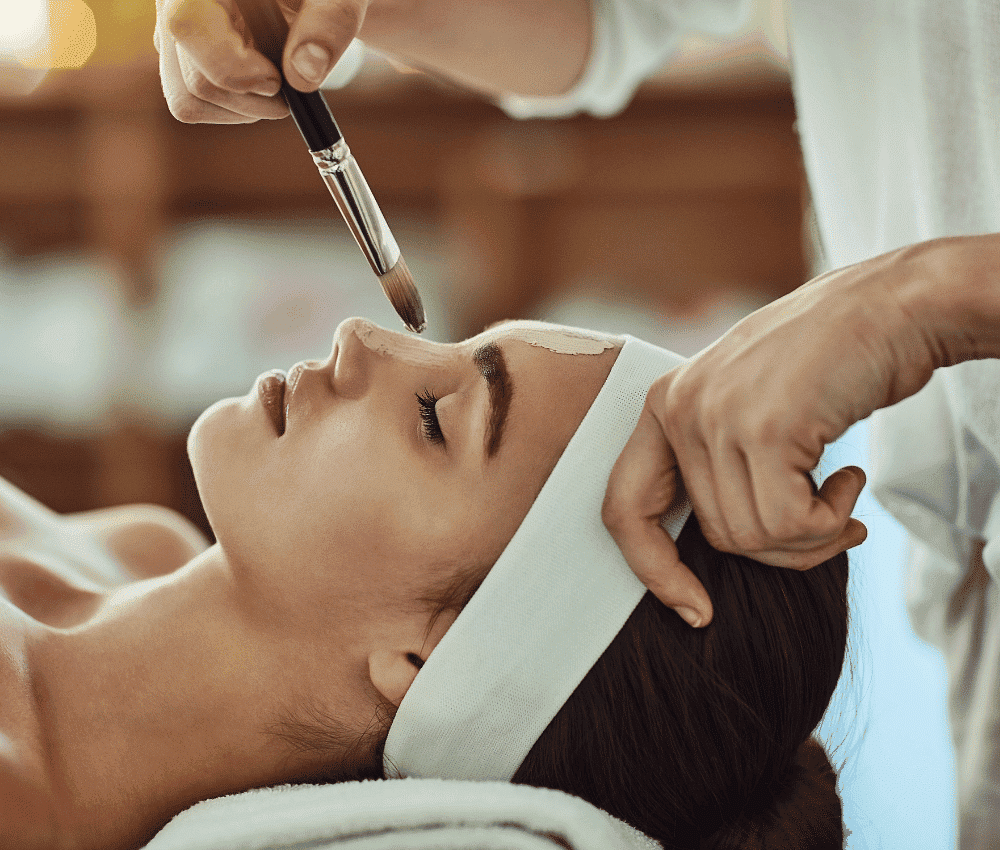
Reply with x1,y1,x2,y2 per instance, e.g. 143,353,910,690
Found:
379,256,426,334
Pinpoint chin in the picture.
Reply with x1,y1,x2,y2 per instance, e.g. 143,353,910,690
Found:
186,396,244,514
186,395,282,574
188,396,230,459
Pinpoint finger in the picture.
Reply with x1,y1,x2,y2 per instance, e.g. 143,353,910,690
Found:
642,383,729,558
749,449,846,551
626,519,715,628
756,465,867,566
284,0,366,91
167,0,281,95
749,516,867,570
160,34,265,123
604,409,679,531
177,45,291,120
666,435,727,558
817,465,867,520
703,440,768,554
604,412,713,626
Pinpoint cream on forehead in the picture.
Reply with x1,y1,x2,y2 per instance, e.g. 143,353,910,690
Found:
494,323,617,355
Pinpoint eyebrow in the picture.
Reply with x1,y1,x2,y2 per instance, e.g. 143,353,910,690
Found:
473,342,513,459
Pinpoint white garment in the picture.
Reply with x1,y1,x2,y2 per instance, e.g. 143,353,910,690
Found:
498,0,1000,844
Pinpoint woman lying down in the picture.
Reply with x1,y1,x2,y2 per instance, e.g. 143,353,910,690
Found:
0,318,848,850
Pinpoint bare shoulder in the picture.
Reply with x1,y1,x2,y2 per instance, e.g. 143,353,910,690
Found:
0,475,211,581
64,504,211,580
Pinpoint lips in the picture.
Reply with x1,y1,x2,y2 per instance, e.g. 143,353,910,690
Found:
257,370,287,436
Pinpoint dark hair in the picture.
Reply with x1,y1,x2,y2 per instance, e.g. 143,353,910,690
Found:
272,514,848,847
512,512,848,848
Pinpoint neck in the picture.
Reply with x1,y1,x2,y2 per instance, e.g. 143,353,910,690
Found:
29,546,360,850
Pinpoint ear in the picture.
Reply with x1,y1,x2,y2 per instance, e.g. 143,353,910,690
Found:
368,649,424,707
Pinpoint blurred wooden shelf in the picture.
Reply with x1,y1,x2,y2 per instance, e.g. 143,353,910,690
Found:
0,58,805,315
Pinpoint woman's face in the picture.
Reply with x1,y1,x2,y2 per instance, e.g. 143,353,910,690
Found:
188,318,620,640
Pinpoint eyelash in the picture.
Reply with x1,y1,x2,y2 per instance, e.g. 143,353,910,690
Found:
416,389,445,445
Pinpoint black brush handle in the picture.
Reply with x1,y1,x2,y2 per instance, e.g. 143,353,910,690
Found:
234,0,343,151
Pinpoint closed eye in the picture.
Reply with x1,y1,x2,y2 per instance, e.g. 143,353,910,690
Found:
416,389,445,445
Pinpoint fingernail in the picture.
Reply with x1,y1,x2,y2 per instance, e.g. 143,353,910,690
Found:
675,607,704,628
292,42,330,84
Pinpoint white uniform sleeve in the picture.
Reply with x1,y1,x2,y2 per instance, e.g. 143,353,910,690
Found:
869,369,986,649
870,370,977,569
498,0,751,119
871,360,1000,597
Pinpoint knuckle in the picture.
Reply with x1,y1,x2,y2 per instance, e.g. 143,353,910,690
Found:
329,1,364,36
776,502,836,540
743,411,785,446
660,374,689,414
728,528,764,552
186,71,218,99
645,371,672,401
167,6,200,42
770,513,810,541
646,370,688,421
167,93,208,123
601,496,627,534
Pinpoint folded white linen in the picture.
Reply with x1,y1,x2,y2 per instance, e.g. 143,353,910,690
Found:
143,778,661,850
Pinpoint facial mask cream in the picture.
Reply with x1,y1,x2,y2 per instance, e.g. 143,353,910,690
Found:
494,321,618,355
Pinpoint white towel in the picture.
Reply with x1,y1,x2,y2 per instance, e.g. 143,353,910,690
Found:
143,778,661,850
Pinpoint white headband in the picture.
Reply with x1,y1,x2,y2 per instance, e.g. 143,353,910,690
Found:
384,335,692,780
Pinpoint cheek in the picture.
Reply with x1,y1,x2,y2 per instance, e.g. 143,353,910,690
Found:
413,482,521,585
474,461,546,551
259,420,431,570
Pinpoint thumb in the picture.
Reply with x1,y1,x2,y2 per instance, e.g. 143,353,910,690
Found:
633,520,714,628
816,465,866,527
604,410,714,627
283,0,366,90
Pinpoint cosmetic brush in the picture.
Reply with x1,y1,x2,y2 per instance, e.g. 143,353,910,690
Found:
234,0,425,333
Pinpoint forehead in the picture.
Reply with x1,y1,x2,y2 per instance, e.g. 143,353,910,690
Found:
481,322,620,471
470,320,621,355
470,320,622,437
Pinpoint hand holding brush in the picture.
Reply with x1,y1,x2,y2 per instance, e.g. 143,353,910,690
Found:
198,0,426,333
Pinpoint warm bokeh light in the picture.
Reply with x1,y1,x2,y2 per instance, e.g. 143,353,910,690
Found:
0,0,49,95
0,0,50,61
20,0,97,70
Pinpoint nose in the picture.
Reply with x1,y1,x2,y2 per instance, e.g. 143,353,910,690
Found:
330,316,445,396
336,316,418,356
329,317,377,398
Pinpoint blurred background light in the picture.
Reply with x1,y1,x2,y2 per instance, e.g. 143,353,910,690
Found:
20,0,97,70
0,0,49,61
0,0,50,94
1,0,98,95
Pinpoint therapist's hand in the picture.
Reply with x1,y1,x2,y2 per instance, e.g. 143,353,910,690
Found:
155,0,368,123
603,237,988,627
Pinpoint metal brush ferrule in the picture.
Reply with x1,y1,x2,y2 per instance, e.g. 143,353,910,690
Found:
311,140,400,276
